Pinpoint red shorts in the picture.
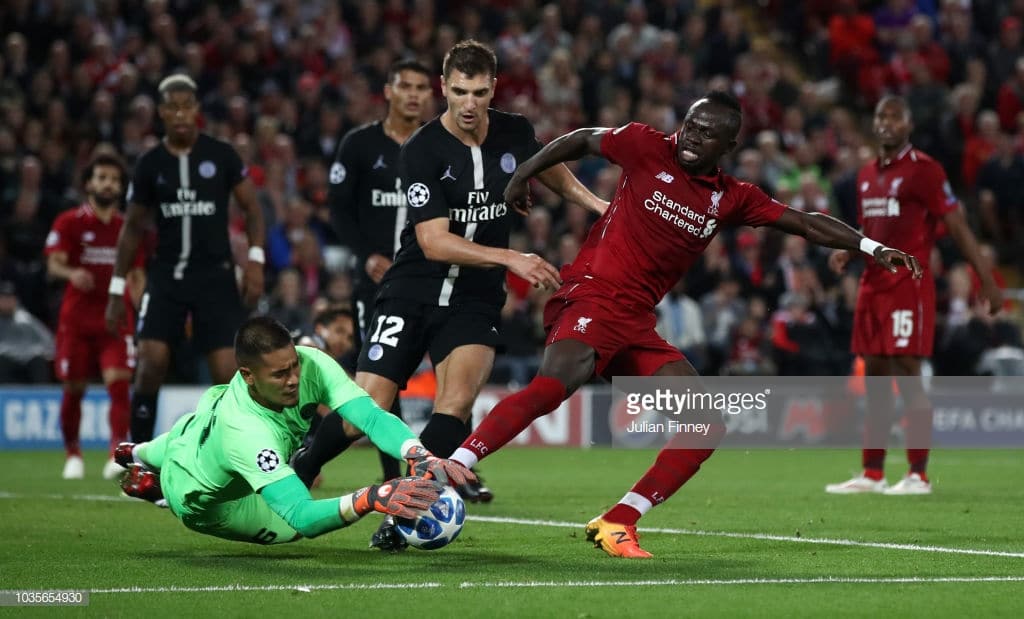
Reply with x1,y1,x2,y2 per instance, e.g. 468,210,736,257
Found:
851,277,935,357
543,281,684,380
54,325,136,381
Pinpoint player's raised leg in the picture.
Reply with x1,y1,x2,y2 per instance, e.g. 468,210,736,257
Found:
587,357,724,559
451,339,594,469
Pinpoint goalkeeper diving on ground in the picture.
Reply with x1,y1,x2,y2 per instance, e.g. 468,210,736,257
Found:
114,315,476,544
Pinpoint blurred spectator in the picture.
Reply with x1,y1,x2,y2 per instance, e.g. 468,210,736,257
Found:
960,109,1000,190
267,196,325,273
723,315,774,376
701,276,746,375
976,133,1024,245
529,4,572,69
0,279,53,383
655,279,707,372
771,291,837,375
996,57,1024,132
264,267,312,335
989,16,1024,85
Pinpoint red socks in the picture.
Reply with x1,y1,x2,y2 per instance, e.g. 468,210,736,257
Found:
460,376,566,460
606,447,718,526
107,380,131,453
862,449,886,473
60,388,83,456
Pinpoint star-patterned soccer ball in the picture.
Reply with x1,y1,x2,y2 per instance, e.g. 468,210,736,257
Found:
395,485,466,550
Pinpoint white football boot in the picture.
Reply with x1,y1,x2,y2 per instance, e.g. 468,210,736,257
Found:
825,473,888,494
62,455,85,480
883,473,932,495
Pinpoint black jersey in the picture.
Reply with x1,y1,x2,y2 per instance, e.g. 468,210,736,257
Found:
128,134,246,279
378,109,541,309
327,121,406,285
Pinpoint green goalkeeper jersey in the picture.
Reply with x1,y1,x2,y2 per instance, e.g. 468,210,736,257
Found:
162,346,415,515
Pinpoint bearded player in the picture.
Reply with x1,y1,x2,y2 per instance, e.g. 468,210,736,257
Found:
45,152,144,480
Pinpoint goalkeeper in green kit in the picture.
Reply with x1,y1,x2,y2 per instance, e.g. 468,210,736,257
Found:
114,316,476,545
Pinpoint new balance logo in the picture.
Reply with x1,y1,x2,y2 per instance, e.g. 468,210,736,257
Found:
655,171,674,183
373,155,387,170
574,317,593,333
610,530,629,544
441,165,456,181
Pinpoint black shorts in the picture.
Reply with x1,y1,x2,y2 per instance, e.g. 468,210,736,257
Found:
356,297,501,389
136,264,246,354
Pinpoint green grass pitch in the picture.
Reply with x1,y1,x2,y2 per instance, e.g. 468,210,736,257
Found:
2,447,1023,617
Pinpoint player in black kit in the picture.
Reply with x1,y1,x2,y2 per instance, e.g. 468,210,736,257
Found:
293,40,607,550
301,60,432,484
105,74,265,442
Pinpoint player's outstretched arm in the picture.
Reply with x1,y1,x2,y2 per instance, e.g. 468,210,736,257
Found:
943,207,1003,314
769,208,923,278
259,474,441,539
416,218,562,289
233,178,266,306
105,202,151,335
505,128,610,215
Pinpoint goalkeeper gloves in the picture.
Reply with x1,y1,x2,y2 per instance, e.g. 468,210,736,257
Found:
352,476,442,520
403,445,478,498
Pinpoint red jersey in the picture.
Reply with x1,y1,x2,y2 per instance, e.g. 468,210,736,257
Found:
45,204,137,332
563,123,786,310
857,144,958,292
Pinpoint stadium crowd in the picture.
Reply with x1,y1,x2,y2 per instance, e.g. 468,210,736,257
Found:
1,0,1022,384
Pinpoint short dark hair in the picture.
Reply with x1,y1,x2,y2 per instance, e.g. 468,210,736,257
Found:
875,94,912,121
81,152,127,188
701,90,742,139
442,40,497,80
388,59,432,84
313,306,354,329
235,316,294,368
158,74,198,102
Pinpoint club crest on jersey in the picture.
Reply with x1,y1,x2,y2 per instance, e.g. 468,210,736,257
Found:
709,189,724,216
199,160,217,178
407,182,430,208
329,162,346,184
500,152,517,173
888,177,904,196
256,449,280,473
574,317,593,333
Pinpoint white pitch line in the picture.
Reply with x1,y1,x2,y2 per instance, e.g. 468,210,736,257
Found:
459,576,1024,589
3,491,1023,559
469,515,1024,559
82,583,441,594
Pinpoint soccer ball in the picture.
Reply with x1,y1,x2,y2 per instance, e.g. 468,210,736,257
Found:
395,485,466,550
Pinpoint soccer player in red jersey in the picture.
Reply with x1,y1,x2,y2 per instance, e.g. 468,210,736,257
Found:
825,96,1002,496
45,153,144,480
446,91,922,558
